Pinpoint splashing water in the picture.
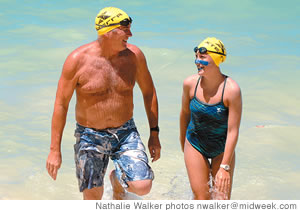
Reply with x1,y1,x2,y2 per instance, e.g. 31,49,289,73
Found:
209,174,229,200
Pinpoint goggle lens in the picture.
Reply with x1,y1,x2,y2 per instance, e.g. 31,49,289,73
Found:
194,47,226,56
119,17,132,26
194,47,208,54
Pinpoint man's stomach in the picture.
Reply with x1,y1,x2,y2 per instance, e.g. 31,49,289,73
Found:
75,100,134,130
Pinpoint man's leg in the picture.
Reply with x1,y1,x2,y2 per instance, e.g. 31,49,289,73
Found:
110,120,154,200
109,170,125,200
127,179,152,196
74,132,109,200
109,169,152,199
83,186,104,200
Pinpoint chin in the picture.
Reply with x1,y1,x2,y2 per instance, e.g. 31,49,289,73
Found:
118,43,126,51
197,69,204,75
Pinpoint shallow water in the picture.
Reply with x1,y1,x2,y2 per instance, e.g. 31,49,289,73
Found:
1,0,300,200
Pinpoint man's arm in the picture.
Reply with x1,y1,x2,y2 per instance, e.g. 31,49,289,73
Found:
129,44,161,162
46,52,79,180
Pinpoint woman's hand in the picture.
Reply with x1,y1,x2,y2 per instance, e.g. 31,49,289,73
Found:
214,168,230,198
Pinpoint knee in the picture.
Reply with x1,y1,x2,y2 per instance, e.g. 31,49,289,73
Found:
83,187,104,200
135,182,152,196
128,179,152,196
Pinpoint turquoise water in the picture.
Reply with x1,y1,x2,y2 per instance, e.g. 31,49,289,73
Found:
1,0,300,199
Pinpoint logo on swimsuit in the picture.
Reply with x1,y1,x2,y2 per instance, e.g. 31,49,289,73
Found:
217,108,222,113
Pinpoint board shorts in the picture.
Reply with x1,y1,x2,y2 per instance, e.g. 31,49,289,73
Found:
74,118,154,192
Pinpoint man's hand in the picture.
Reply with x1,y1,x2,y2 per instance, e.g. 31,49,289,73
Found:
148,134,161,162
46,150,62,180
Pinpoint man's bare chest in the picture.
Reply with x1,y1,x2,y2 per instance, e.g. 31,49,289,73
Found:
77,57,137,95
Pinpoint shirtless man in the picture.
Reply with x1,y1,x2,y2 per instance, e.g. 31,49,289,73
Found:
46,7,161,200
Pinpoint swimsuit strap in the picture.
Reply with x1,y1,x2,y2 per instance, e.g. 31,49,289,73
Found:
193,76,201,98
221,76,228,102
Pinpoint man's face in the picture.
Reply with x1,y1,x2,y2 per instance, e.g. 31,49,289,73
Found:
108,24,132,51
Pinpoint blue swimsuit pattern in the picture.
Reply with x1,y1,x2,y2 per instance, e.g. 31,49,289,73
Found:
186,76,229,159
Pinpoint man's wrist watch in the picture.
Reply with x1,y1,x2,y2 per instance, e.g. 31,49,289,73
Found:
150,126,160,132
220,164,230,171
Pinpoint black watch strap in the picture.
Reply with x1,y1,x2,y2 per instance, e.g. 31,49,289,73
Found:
150,126,160,132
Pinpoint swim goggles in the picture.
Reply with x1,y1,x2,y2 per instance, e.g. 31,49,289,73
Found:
96,17,132,30
194,46,226,56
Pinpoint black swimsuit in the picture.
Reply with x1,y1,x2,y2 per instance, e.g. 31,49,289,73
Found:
186,76,229,158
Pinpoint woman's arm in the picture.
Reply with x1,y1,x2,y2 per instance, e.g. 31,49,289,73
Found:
215,79,242,195
222,79,242,165
180,78,192,152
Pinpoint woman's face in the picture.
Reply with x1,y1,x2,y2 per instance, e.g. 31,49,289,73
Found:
195,52,214,74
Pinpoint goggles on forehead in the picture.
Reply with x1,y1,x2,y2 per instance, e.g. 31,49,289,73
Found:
96,17,132,30
194,46,226,56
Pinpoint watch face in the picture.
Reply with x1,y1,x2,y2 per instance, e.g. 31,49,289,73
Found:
221,164,230,171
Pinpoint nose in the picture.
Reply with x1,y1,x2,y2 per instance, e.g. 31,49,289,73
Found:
126,28,132,37
195,59,209,66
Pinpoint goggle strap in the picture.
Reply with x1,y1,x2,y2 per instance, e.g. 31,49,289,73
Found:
96,17,132,30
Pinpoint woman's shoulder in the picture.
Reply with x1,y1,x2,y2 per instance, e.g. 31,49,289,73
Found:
183,74,199,87
226,77,241,91
224,76,242,100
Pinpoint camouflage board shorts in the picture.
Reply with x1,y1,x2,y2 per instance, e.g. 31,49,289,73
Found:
74,118,154,192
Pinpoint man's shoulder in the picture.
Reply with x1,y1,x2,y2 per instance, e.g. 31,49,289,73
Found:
125,44,147,66
126,44,144,57
62,42,96,74
68,41,96,60
126,43,140,52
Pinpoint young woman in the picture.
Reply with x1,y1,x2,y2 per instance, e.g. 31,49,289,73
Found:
180,37,242,199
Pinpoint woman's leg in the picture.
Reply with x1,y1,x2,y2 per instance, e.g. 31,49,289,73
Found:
184,140,211,200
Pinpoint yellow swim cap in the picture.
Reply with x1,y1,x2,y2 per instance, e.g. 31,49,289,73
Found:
95,7,131,36
197,37,227,67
